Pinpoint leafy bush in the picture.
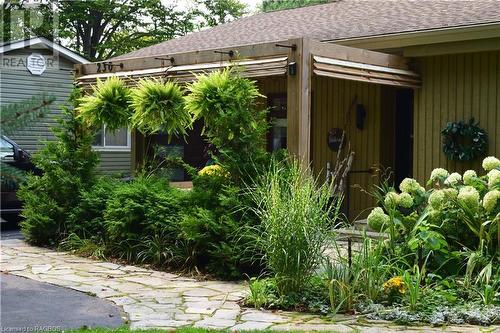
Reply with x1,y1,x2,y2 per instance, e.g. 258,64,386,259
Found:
130,79,191,135
67,176,121,240
104,175,187,260
19,89,99,245
251,157,342,294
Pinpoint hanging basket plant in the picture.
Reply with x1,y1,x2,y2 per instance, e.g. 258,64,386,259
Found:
441,118,488,161
77,77,132,130
130,79,192,136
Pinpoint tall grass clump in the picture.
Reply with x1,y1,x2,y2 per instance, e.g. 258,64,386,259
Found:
251,158,342,295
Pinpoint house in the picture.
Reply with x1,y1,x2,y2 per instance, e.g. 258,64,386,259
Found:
0,37,132,175
74,1,500,218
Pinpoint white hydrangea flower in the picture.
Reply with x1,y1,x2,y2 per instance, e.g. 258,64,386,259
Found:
482,156,500,171
482,190,500,213
444,172,462,186
443,188,458,199
428,190,445,209
463,170,477,185
488,169,500,189
398,192,414,208
384,191,399,209
429,168,449,183
458,186,480,209
400,178,422,194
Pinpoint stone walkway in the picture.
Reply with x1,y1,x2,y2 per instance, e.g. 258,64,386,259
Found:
1,237,499,332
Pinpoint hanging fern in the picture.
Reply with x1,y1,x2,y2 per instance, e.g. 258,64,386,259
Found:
77,77,131,130
130,79,191,136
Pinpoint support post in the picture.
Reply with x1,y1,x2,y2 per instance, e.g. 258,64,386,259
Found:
287,38,312,166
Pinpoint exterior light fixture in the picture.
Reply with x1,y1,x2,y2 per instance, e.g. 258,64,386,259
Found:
288,62,297,76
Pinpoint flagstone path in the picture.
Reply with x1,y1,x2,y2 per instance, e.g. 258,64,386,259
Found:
1,237,498,332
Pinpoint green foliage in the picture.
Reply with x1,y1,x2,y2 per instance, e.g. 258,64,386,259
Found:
104,175,186,259
19,88,99,245
67,176,121,240
185,68,268,182
0,94,55,135
250,157,342,295
260,0,328,12
130,79,191,135
77,77,131,130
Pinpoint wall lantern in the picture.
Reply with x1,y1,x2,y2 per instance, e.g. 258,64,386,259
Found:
288,62,297,76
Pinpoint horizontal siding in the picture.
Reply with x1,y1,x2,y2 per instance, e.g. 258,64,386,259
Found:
1,49,132,175
0,68,73,152
97,151,132,175
413,50,500,183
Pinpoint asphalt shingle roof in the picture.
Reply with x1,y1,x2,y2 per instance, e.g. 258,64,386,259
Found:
113,0,500,60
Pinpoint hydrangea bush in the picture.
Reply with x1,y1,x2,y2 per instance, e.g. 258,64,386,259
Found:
367,156,500,256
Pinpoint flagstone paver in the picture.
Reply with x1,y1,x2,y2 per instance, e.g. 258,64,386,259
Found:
1,237,499,332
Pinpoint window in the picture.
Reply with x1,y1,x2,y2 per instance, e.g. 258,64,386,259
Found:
92,125,131,151
267,94,287,151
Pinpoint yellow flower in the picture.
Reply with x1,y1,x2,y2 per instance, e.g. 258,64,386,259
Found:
198,164,228,177
383,276,406,294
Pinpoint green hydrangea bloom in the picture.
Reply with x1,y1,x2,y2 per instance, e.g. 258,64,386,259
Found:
463,170,477,186
444,172,462,186
482,156,500,171
487,169,500,189
367,207,390,232
400,178,422,194
482,190,500,213
428,190,445,209
384,192,399,209
458,186,480,209
429,168,449,183
398,192,414,208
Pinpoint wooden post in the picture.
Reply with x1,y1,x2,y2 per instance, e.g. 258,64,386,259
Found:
287,37,312,166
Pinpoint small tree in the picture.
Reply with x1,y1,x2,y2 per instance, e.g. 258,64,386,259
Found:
19,88,99,245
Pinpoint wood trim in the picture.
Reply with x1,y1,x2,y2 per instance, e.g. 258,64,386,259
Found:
330,23,500,51
403,37,500,57
75,39,299,77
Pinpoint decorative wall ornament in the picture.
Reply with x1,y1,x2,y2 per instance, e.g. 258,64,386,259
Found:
442,118,488,161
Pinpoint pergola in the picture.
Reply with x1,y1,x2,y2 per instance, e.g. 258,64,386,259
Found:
75,37,420,168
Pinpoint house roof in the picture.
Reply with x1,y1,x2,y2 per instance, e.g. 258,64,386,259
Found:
112,0,500,61
0,37,89,64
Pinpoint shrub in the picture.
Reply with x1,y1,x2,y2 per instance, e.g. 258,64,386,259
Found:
67,176,121,240
251,157,342,295
104,175,186,260
19,89,99,246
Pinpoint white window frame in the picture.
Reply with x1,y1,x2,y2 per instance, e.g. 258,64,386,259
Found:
92,124,131,152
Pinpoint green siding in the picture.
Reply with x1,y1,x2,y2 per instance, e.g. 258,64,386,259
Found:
0,47,131,174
